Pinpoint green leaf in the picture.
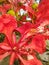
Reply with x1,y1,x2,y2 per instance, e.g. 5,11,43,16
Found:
14,59,20,65
39,51,49,62
0,33,5,43
0,0,5,2
18,2,22,6
0,56,10,65
42,61,49,65
32,3,38,10
15,31,21,42
46,40,49,50
0,56,20,65
0,12,2,15
16,12,19,17
15,12,21,21
7,10,15,16
33,50,41,60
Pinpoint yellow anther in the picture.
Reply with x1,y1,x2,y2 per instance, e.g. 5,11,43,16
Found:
13,47,16,50
28,29,37,35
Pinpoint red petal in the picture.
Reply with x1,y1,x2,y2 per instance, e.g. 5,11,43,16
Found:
9,52,15,65
44,35,49,39
0,22,4,31
0,52,10,61
0,6,6,14
3,4,12,11
12,32,17,44
31,34,46,53
16,22,33,35
2,27,14,47
26,58,42,65
17,54,42,65
0,45,11,51
0,14,17,47
25,5,35,15
0,48,6,55
0,38,11,54
18,28,37,47
2,14,17,25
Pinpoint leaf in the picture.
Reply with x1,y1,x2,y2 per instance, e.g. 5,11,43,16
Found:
15,31,21,42
46,40,49,50
0,33,5,43
39,51,49,62
0,56,10,65
7,10,15,16
0,12,2,15
18,2,22,6
14,59,20,65
0,0,6,2
34,50,41,60
42,61,49,65
32,3,38,11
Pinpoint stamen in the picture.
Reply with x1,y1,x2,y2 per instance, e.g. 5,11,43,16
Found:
13,47,17,50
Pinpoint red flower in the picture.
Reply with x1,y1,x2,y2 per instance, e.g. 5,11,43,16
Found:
0,27,42,65
36,0,49,27
30,34,46,53
0,18,43,65
24,34,46,54
0,1,47,65
0,14,17,41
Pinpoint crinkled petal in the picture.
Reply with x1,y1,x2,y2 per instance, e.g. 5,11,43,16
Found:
31,34,46,53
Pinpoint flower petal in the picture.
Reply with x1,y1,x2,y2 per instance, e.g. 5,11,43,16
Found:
31,34,46,53
17,54,42,65
0,14,17,47
0,52,10,61
16,22,33,35
9,52,15,65
0,45,11,51
0,22,4,31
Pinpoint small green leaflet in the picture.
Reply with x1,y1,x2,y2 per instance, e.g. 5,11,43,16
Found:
0,33,5,43
46,40,49,50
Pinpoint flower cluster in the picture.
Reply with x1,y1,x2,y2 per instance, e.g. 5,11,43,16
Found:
0,0,49,65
